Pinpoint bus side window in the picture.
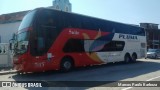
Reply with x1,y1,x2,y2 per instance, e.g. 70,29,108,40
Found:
63,39,84,53
102,41,125,52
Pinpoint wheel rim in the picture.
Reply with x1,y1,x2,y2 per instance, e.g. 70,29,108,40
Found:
132,55,136,61
125,56,130,62
63,61,71,70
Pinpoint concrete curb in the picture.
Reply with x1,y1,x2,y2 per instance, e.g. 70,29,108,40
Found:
0,70,17,75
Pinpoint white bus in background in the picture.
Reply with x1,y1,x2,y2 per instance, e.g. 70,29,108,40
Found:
0,43,13,68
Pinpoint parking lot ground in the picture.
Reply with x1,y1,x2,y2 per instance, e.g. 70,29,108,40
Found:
0,58,159,90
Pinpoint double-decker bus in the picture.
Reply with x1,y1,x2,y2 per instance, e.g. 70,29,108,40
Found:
12,8,146,73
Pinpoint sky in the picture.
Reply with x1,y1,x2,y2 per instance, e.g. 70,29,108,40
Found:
0,0,160,26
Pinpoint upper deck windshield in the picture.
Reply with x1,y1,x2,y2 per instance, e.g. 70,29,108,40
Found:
18,10,36,31
15,10,36,55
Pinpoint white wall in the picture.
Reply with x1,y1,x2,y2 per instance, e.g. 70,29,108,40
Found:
0,22,20,67
0,21,21,43
0,43,13,67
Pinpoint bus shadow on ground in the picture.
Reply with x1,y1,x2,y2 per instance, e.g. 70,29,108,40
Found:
13,61,142,77
12,60,160,90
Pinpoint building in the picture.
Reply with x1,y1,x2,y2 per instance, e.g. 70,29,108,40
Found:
140,23,160,49
0,11,28,43
52,0,72,12
0,0,72,43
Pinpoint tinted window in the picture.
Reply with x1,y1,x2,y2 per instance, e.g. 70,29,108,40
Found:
102,41,125,51
82,19,94,30
30,10,60,56
86,40,125,52
63,39,125,53
63,39,84,53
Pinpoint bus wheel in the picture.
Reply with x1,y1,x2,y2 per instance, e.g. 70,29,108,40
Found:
154,55,157,59
60,58,73,72
124,54,131,63
132,53,137,62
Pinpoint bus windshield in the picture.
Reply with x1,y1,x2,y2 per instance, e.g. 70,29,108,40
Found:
15,31,29,54
14,11,35,55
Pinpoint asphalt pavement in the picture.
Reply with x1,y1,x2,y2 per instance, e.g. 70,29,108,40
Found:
0,58,159,90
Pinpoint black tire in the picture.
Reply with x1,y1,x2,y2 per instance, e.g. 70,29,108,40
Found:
124,54,131,63
132,54,137,62
60,58,73,72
